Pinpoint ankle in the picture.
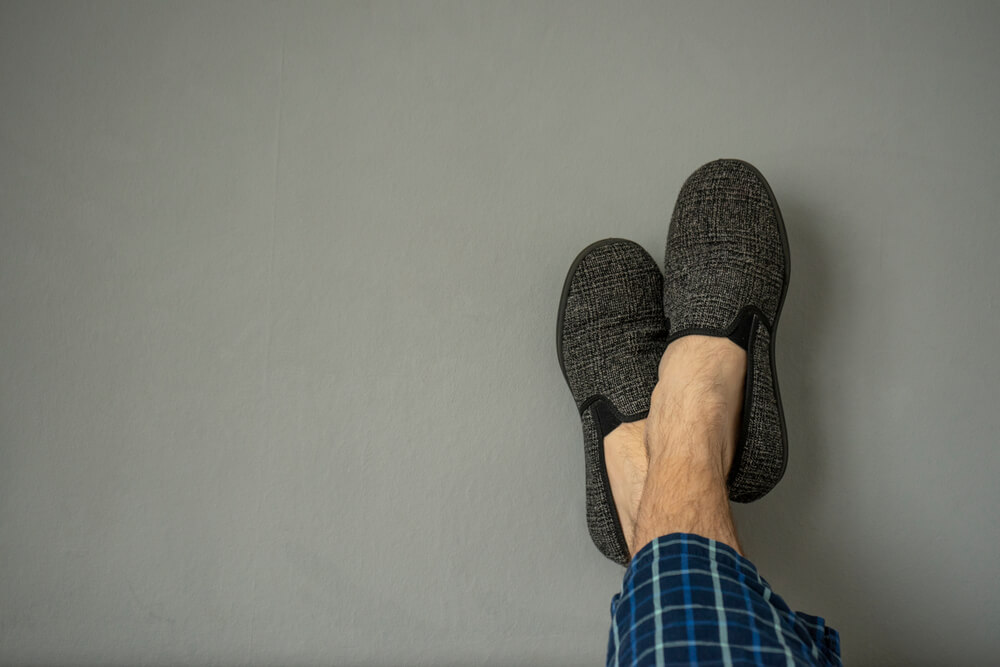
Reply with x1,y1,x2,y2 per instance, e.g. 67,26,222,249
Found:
646,388,739,468
648,434,732,483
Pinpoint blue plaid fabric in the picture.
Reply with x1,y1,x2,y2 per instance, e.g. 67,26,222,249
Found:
607,533,841,666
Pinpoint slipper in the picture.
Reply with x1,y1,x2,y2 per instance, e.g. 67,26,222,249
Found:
663,159,790,502
557,238,669,566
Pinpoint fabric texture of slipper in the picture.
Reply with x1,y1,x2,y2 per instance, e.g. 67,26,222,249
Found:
557,238,669,566
663,159,790,502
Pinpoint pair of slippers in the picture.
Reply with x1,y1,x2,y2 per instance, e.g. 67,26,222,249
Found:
556,159,790,566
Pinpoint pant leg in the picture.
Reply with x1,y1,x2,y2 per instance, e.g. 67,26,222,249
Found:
606,533,841,667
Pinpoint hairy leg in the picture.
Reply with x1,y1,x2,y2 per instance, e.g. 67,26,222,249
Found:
632,335,747,556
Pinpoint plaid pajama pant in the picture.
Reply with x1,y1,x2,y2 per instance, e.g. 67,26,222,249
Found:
607,533,841,666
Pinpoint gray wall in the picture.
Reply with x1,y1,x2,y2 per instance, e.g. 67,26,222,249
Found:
2,1,999,665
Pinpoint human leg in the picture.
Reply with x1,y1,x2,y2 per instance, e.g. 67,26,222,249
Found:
604,335,841,666
602,334,746,559
632,335,746,556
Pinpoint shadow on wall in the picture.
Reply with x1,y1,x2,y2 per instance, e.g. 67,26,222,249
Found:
733,195,853,644
773,195,836,529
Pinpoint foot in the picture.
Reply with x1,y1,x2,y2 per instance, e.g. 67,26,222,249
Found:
604,420,648,555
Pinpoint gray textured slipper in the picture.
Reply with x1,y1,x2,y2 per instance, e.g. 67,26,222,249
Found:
664,159,790,502
557,239,669,566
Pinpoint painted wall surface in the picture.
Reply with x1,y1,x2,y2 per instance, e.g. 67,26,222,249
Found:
2,2,999,665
